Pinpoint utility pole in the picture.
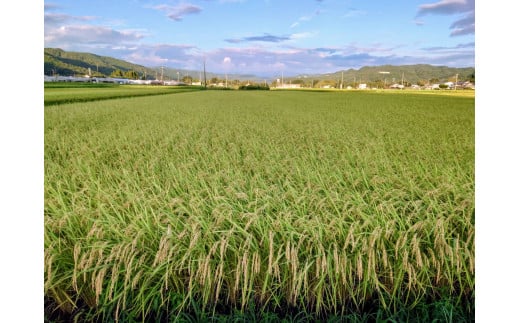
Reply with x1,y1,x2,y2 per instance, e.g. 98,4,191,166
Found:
455,73,458,90
379,71,389,89
341,71,344,89
161,66,164,82
203,58,207,88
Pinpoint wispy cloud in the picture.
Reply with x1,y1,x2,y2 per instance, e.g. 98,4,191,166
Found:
416,0,474,36
153,3,203,21
421,42,474,51
449,11,475,36
44,3,60,11
224,31,316,44
417,0,474,16
225,33,291,43
343,8,366,18
44,3,96,27
44,13,97,26
290,9,321,28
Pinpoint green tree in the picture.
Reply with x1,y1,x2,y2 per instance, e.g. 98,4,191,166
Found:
124,70,139,80
110,69,124,78
467,73,475,83
182,75,193,84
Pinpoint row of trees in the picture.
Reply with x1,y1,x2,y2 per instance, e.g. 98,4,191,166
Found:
109,69,140,80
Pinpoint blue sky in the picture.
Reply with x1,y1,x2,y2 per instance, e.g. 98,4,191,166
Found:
44,0,475,77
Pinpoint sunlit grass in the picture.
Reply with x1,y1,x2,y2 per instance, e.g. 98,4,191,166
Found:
45,90,474,321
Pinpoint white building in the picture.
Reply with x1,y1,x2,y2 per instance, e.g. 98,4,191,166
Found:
277,83,301,89
389,83,404,89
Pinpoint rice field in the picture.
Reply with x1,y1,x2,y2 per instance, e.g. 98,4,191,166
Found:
44,83,199,106
44,89,474,321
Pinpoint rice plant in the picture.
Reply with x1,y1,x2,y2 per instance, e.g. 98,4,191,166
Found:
44,90,474,321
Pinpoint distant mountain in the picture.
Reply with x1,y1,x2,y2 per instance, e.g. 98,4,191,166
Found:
291,64,475,84
44,48,474,84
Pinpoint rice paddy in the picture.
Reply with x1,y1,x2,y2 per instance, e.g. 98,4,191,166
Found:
44,89,474,321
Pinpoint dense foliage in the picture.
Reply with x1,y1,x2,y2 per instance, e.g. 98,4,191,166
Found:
238,84,270,90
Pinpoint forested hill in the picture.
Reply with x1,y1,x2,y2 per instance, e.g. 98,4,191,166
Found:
44,48,155,79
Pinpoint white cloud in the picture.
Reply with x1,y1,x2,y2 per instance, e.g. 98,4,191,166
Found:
44,6,147,51
120,44,202,69
45,25,145,47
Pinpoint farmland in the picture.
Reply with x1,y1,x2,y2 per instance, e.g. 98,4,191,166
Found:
44,82,200,106
44,89,474,321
